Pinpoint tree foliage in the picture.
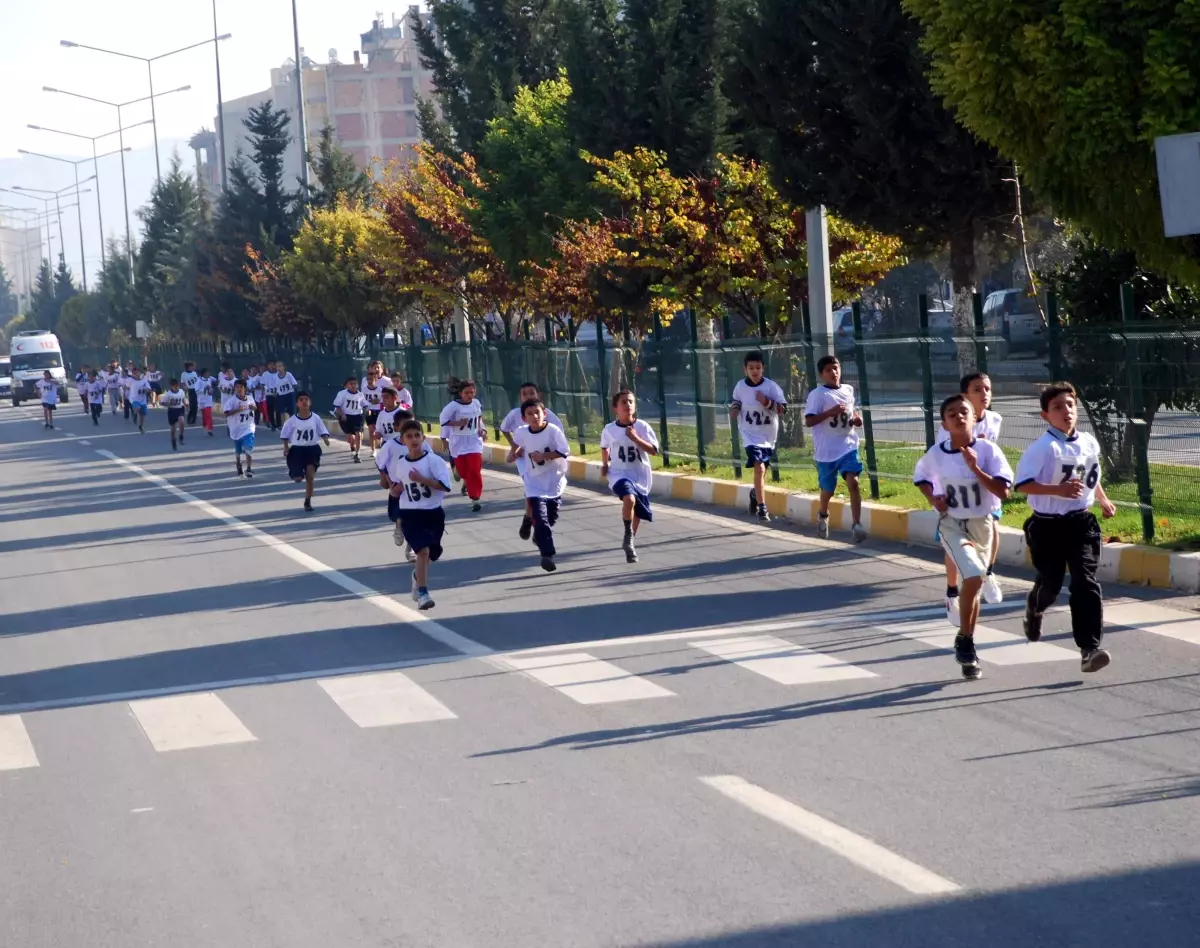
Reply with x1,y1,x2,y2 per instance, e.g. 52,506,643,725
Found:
307,124,371,210
136,155,206,340
905,0,1200,287
0,262,17,319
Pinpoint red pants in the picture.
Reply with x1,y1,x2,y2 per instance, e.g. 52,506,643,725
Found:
202,406,213,431
454,452,483,500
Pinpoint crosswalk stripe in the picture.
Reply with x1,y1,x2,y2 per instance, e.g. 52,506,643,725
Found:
0,715,39,771
1105,602,1200,646
500,652,674,704
129,693,257,752
880,621,1078,664
689,635,877,685
319,671,457,727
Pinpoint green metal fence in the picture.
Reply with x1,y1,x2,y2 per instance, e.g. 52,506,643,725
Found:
64,287,1200,546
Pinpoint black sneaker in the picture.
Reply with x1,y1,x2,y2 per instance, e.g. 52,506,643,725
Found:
461,484,468,496
236,466,244,478
748,489,757,514
1081,648,1111,673
352,454,361,464
757,504,770,523
245,469,254,479
472,501,482,512
954,634,979,665
540,555,557,572
625,543,638,564
303,498,313,512
518,518,532,541
1023,608,1043,643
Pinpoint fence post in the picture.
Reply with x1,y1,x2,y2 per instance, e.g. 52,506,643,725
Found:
1120,282,1155,543
688,310,707,472
852,301,880,500
596,320,610,427
653,312,671,467
972,292,987,373
801,299,819,403
725,314,742,478
918,293,935,448
758,302,780,481
566,317,585,455
1046,291,1065,380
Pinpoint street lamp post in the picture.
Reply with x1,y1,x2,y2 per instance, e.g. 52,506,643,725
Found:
61,33,231,182
28,119,154,271
290,0,311,196
43,86,189,281
12,182,95,290
17,149,128,292
213,0,229,192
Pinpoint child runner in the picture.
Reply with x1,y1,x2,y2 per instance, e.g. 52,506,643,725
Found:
196,368,215,435
75,366,90,412
394,372,414,411
262,359,279,429
804,355,868,542
939,372,1005,622
501,382,565,541
601,390,660,563
375,397,419,560
374,387,410,446
36,370,58,428
508,398,570,572
361,366,386,457
333,376,366,462
161,379,187,449
147,364,163,407
383,418,452,609
246,365,264,424
439,377,486,511
280,392,332,512
127,368,151,433
214,364,236,403
105,363,122,415
223,379,258,478
274,361,298,427
180,361,199,423
729,351,787,522
1015,383,1117,673
914,394,1015,680
119,366,133,421
87,371,104,425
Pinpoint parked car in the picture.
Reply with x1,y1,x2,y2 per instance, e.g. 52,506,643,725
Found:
982,289,1047,359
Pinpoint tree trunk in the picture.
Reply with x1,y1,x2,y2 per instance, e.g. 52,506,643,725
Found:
949,226,978,377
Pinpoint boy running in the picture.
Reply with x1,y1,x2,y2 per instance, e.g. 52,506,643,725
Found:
507,398,570,572
730,351,787,522
1015,383,1117,673
361,366,387,456
161,379,187,449
105,362,122,414
501,382,564,541
75,366,90,412
196,368,215,435
274,362,298,427
147,364,163,407
217,364,238,402
333,376,366,462
804,355,868,542
180,361,199,423
36,371,58,428
280,391,332,511
223,379,257,478
383,419,452,609
914,394,1015,680
87,371,104,425
374,387,411,445
127,368,151,433
262,359,279,429
439,377,486,511
601,390,660,563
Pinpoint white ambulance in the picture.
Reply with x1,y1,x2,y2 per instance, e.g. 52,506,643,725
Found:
10,330,67,406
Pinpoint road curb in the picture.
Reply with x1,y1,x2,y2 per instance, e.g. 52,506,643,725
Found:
428,435,1191,594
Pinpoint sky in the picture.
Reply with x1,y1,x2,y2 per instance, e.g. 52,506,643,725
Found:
1,0,421,292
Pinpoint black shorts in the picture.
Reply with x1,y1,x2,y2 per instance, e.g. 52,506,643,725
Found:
365,409,380,426
397,507,445,560
42,403,56,412
150,383,163,395
287,444,322,479
745,445,775,466
167,408,186,425
340,413,364,434
611,478,653,522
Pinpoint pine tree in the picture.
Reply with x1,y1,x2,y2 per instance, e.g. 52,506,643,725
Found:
136,155,206,339
243,100,299,242
31,260,55,330
0,262,17,319
96,238,138,339
307,124,370,209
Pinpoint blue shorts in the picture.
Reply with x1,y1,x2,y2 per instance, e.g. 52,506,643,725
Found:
816,449,863,493
398,507,445,560
234,432,256,455
611,479,653,522
745,445,775,467
131,401,147,413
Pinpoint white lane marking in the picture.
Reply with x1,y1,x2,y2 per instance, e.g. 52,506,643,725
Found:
79,439,91,445
690,635,877,685
319,671,457,727
700,775,962,896
880,620,1077,664
1105,602,1200,646
95,449,492,659
0,715,40,770
500,652,674,704
130,692,256,752
131,807,155,814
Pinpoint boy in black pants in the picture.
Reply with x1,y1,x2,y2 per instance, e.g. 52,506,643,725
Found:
1014,383,1117,673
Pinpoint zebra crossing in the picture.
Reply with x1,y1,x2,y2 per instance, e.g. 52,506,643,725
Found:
2,599,1196,772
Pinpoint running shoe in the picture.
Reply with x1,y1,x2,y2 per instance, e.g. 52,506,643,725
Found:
461,484,468,496
983,572,1003,604
1023,607,1042,643
171,438,177,451
757,505,770,523
405,544,417,564
1081,648,1111,673
472,500,482,512
245,470,254,479
816,516,830,540
303,499,313,512
852,522,867,543
411,570,419,602
393,521,406,547
416,590,435,611
954,634,981,678
540,555,557,572
945,594,960,627
518,517,532,541
748,489,757,515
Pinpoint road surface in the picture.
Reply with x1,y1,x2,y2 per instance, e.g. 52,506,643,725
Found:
2,401,1200,947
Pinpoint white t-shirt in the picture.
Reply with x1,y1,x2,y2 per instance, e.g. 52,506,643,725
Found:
146,370,163,384
118,374,132,397
601,420,659,495
361,380,386,410
217,374,238,399
938,409,1002,445
274,372,297,397
75,373,88,393
261,373,279,395
732,377,787,448
439,399,485,457
280,413,330,445
1015,428,1103,516
246,373,262,396
510,423,570,499
127,378,151,404
395,387,413,410
222,395,257,440
502,405,564,475
383,448,452,511
333,389,365,416
88,379,105,402
105,371,120,391
36,379,58,405
914,439,1014,517
160,389,186,410
804,384,860,463
374,406,410,442
180,370,198,391
196,378,214,410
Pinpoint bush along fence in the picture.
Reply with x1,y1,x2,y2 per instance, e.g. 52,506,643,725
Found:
64,285,1200,548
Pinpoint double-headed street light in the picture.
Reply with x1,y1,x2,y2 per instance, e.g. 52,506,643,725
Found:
11,181,95,289
28,119,155,270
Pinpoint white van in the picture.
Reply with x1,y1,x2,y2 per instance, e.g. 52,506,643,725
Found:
0,356,11,401
10,330,67,406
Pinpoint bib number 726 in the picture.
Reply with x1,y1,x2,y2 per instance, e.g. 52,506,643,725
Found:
1060,463,1099,488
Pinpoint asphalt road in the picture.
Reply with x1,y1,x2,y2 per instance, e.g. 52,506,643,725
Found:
3,401,1200,947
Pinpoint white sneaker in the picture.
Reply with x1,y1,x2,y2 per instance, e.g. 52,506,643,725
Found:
983,572,1003,604
411,570,419,603
851,522,867,543
416,590,435,611
816,517,830,539
404,543,416,564
393,521,405,547
946,595,960,627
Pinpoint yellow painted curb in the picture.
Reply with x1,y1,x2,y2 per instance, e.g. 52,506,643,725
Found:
711,481,739,507
671,477,696,501
1117,547,1173,589
869,507,909,544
